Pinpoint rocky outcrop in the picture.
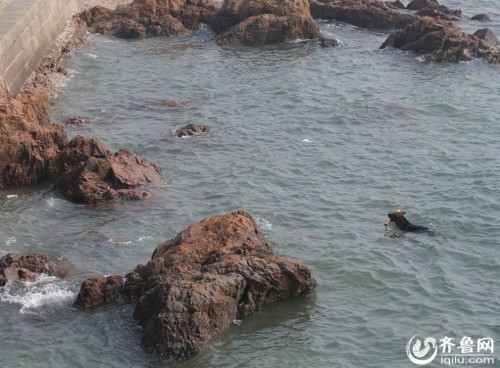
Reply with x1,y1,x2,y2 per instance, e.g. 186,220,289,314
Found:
381,17,500,63
56,136,164,204
0,253,61,286
0,91,67,191
406,0,461,21
473,28,499,48
309,0,416,29
74,275,124,309
175,124,209,137
387,0,404,10
80,0,218,39
471,14,491,23
0,91,165,204
211,0,335,46
75,210,316,360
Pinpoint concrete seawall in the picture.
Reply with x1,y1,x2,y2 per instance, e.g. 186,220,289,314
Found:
0,0,78,94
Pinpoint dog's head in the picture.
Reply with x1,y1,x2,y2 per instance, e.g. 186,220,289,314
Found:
385,210,406,227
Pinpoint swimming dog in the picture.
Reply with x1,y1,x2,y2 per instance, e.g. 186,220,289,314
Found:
385,210,430,233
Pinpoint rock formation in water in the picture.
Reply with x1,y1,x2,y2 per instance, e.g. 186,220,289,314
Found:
309,0,416,29
381,17,500,63
211,0,337,46
175,123,210,137
56,136,164,204
0,253,62,286
471,14,491,23
0,91,164,204
74,210,317,360
406,0,461,21
80,0,218,39
0,91,67,190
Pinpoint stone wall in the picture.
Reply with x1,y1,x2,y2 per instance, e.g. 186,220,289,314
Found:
0,0,78,94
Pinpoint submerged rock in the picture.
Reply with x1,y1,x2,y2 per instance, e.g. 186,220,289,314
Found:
63,116,96,126
175,123,210,137
56,136,164,204
381,17,500,63
0,91,67,191
80,0,218,39
471,14,491,23
212,0,335,46
75,210,317,360
0,253,62,286
309,0,416,29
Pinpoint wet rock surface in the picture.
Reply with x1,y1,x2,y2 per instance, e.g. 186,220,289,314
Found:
406,0,461,21
74,275,124,309
75,210,317,360
80,0,218,39
471,14,491,23
309,0,416,29
473,28,499,48
381,17,500,63
56,136,164,204
0,92,67,191
175,124,210,137
0,253,62,286
212,0,335,46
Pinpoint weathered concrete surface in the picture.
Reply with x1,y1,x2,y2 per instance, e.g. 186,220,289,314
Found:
0,0,79,95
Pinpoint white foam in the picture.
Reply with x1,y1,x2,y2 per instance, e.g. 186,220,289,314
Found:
302,138,312,143
0,275,75,315
138,235,153,241
6,194,18,199
5,237,16,246
256,217,273,230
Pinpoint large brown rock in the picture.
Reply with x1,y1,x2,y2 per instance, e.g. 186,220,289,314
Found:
80,0,218,39
0,253,61,286
0,92,67,190
175,123,209,137
211,0,335,46
473,28,499,48
75,210,317,360
56,136,164,204
381,17,500,63
309,0,416,29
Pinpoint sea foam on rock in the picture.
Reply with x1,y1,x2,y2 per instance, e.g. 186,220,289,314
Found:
0,253,63,286
74,210,317,360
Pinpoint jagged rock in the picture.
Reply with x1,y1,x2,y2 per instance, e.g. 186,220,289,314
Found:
80,0,218,39
75,210,316,360
471,14,490,22
309,0,416,29
0,91,67,191
474,28,499,48
406,0,461,20
63,116,96,126
56,136,164,204
0,253,61,286
212,0,335,46
387,0,405,9
74,275,124,309
175,124,209,137
381,17,500,63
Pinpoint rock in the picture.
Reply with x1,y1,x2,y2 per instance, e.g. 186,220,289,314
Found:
80,0,218,39
74,275,124,309
75,210,316,360
471,14,490,22
148,99,185,107
175,124,210,137
381,17,500,63
57,136,165,204
406,0,461,20
473,28,499,48
0,91,67,191
387,0,405,9
63,116,96,126
212,0,335,46
309,0,416,30
0,253,61,286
